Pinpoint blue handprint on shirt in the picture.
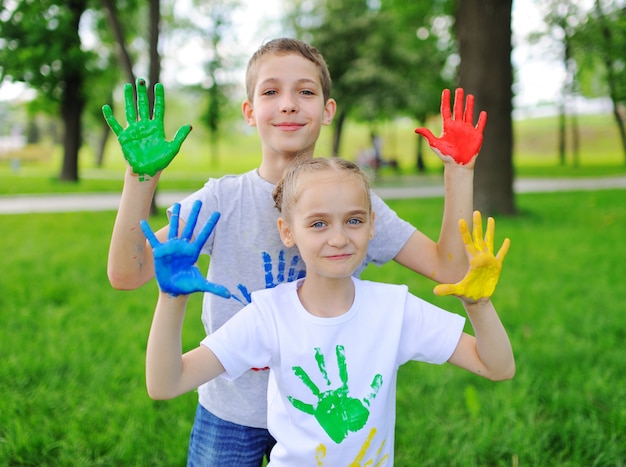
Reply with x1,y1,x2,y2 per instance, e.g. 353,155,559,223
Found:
232,250,306,305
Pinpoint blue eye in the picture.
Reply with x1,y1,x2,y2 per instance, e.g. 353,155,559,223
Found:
347,218,363,225
311,221,326,229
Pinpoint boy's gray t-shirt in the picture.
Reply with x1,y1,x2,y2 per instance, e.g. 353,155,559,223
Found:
176,168,416,429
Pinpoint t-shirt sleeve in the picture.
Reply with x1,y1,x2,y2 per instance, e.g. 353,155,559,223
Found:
364,192,416,268
397,293,466,365
200,303,274,380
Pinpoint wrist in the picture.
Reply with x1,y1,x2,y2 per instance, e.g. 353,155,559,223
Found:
125,165,161,184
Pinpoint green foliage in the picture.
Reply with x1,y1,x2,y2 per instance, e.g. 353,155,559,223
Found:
1,189,625,464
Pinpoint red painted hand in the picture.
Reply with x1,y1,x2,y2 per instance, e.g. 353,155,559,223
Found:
415,88,487,167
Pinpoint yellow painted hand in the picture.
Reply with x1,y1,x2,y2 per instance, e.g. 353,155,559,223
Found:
434,211,510,301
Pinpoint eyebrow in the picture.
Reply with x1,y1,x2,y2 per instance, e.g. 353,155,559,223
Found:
303,209,369,220
257,77,320,88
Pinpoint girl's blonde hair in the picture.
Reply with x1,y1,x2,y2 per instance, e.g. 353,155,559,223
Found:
273,158,371,221
245,37,332,103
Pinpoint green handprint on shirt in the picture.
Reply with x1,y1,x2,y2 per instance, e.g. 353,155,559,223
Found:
288,345,383,444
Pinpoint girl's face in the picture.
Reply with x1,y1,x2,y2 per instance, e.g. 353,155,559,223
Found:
242,54,336,159
278,170,374,282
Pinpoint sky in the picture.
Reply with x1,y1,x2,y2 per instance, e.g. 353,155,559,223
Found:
0,0,570,109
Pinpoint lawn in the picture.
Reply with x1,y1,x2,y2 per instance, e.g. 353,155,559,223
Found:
1,188,625,465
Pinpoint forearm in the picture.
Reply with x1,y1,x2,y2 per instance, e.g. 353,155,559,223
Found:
146,292,226,399
108,167,160,289
145,293,188,399
437,164,474,282
463,300,515,380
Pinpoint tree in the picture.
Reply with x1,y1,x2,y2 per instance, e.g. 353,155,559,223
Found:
530,0,586,167
187,0,240,168
381,0,456,171
573,0,626,164
456,0,516,215
0,0,91,181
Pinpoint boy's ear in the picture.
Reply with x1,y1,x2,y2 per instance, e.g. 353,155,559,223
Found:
323,98,337,126
277,217,295,247
242,99,256,126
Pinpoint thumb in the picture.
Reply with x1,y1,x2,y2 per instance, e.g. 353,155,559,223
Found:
414,127,437,144
172,124,192,149
433,283,457,297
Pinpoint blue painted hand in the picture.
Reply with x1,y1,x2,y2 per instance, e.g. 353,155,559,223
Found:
140,200,231,298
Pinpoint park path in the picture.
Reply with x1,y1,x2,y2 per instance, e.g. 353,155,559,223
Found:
1,175,625,214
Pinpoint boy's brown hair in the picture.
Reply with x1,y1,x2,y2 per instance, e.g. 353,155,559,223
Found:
245,37,332,103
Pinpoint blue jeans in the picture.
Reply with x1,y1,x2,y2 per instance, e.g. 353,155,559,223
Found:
187,403,276,467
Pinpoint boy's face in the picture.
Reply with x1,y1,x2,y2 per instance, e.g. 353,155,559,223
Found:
242,54,336,159
278,171,374,282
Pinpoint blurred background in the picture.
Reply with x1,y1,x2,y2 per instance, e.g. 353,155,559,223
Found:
1,0,625,214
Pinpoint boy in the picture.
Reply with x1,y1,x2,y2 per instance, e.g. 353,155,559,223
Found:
141,157,514,466
103,38,486,465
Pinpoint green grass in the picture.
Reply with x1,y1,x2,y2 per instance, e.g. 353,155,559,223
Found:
1,188,625,465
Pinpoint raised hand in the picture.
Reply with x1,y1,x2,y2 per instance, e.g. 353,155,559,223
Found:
102,78,192,180
414,88,487,167
140,200,230,298
434,211,510,302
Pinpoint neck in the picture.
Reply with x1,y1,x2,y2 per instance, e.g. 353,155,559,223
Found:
298,276,355,318
257,150,314,184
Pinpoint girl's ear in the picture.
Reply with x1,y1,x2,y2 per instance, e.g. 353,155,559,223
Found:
369,211,375,240
242,99,256,126
277,217,295,247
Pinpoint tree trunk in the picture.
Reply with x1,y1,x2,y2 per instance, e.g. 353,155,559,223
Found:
59,82,85,181
456,0,516,216
332,109,347,157
148,0,161,215
101,0,135,85
59,0,87,182
594,0,626,164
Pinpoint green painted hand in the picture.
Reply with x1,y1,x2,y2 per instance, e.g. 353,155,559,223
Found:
434,211,510,301
102,78,191,180
288,345,383,444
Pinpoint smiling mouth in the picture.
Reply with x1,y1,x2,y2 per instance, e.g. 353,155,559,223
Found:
275,122,304,131
326,254,352,260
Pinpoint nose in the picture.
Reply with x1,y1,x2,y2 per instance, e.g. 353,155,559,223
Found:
328,226,349,248
280,95,298,114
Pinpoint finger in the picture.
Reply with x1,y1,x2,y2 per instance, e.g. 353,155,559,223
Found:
496,237,511,262
440,89,451,121
169,203,181,240
124,83,137,123
433,283,457,297
202,281,231,299
153,83,165,121
459,219,478,257
414,128,437,144
453,88,464,120
136,78,150,121
485,216,495,253
463,93,475,124
472,211,486,251
182,200,202,241
172,124,192,149
102,105,124,135
140,220,161,248
194,211,221,250
476,110,487,133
